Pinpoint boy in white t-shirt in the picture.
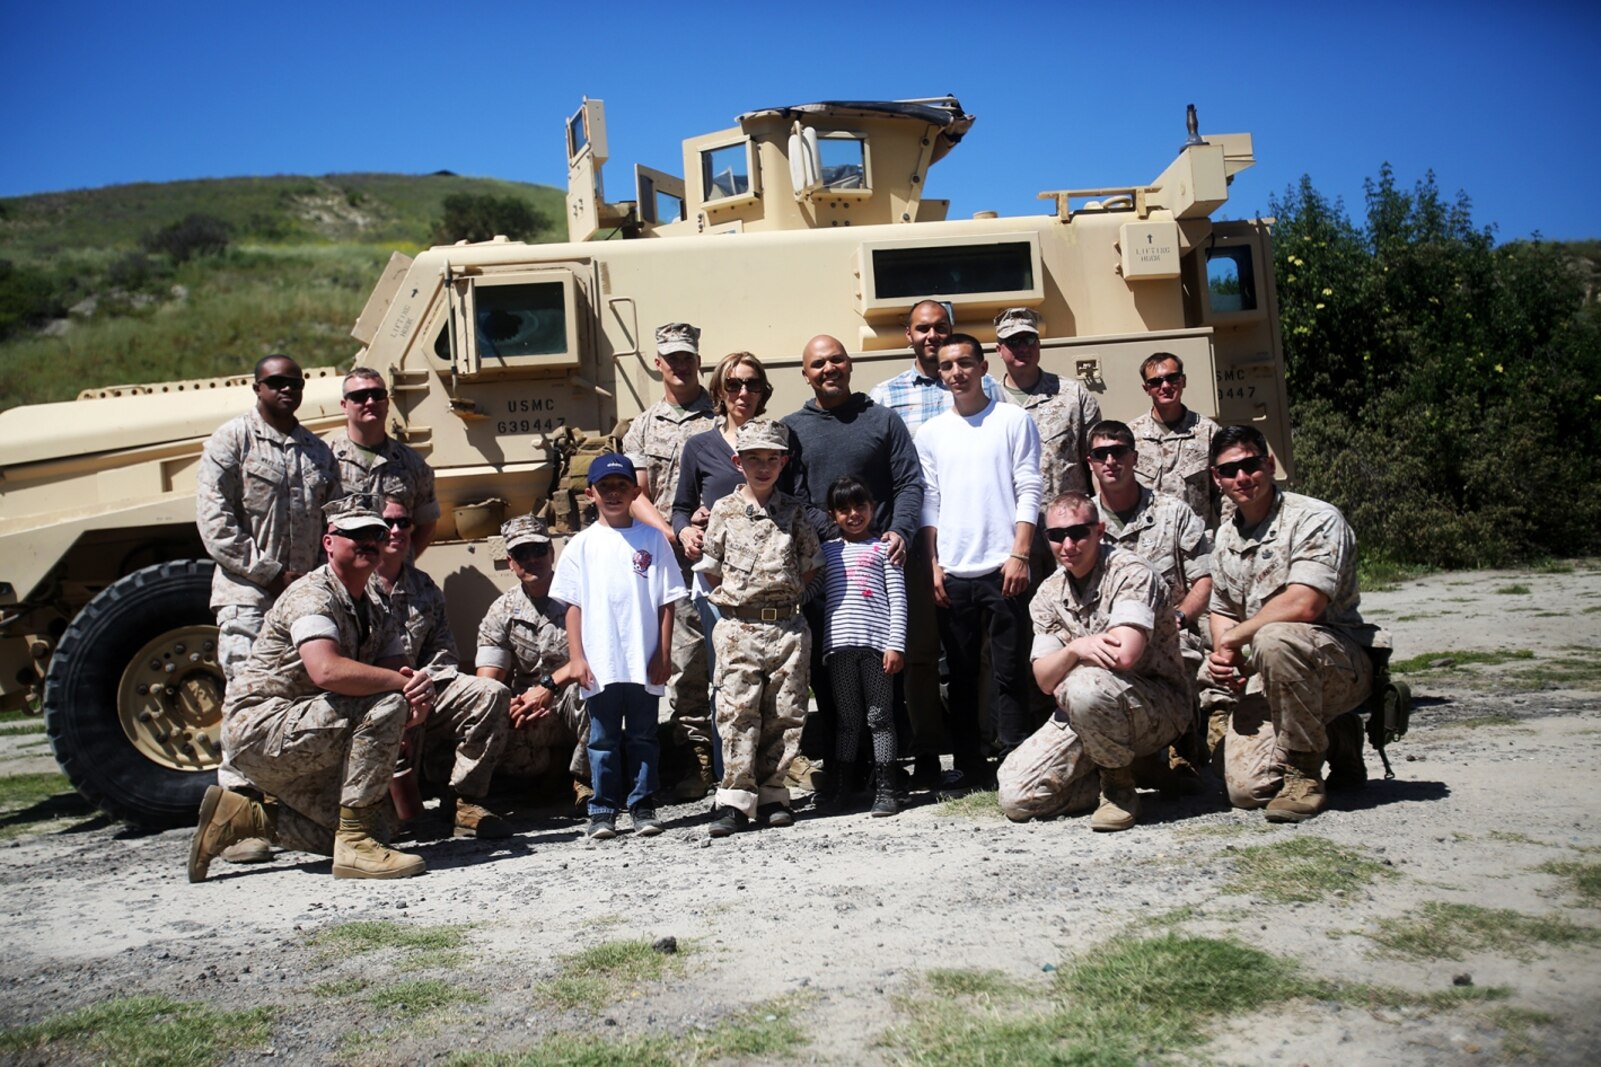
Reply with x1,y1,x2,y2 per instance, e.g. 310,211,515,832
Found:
551,454,687,840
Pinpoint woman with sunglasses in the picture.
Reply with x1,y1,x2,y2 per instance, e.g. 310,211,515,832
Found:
667,353,807,798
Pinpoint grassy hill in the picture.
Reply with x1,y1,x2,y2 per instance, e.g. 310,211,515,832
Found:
0,173,565,411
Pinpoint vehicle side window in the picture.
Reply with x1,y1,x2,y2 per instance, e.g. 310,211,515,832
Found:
702,143,751,201
1205,247,1257,313
819,136,866,190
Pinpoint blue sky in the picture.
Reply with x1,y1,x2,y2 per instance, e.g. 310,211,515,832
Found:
5,1,1598,241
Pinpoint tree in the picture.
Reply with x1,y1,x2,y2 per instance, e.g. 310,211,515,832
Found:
433,194,546,244
140,213,232,264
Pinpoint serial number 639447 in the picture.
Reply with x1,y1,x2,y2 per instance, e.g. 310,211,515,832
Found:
496,417,566,434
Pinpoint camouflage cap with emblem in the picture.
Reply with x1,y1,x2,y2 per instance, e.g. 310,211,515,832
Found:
323,493,389,533
501,514,553,550
654,322,701,356
994,307,1042,341
733,419,790,454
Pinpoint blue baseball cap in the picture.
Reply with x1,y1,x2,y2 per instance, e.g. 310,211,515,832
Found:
587,453,638,485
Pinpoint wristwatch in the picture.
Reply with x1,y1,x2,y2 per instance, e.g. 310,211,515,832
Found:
538,672,557,691
1174,609,1188,628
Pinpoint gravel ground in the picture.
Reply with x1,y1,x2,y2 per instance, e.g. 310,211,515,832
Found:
1,563,1599,1065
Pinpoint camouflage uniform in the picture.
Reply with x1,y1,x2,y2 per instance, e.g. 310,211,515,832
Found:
329,432,442,528
1209,490,1385,808
223,564,407,852
1097,486,1213,667
1004,372,1102,500
698,483,822,819
623,392,718,754
376,564,509,798
997,547,1189,821
1129,408,1223,529
197,407,340,790
476,584,590,781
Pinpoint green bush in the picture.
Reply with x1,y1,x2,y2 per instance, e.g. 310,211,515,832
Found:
1272,168,1601,566
433,193,545,244
0,259,66,339
141,213,232,263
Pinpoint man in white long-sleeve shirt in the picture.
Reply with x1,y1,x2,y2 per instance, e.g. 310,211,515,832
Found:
915,334,1042,789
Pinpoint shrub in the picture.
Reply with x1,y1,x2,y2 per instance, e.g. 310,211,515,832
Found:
141,213,232,263
0,259,67,340
432,193,545,244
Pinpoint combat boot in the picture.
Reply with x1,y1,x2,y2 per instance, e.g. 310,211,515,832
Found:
1265,752,1326,823
449,793,511,839
333,805,426,879
814,761,856,811
1324,712,1368,792
674,745,716,801
189,786,276,883
221,838,273,864
869,764,900,818
1091,765,1139,832
573,779,595,819
784,753,821,793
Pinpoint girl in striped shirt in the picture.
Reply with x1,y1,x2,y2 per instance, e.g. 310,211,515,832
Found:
820,476,907,816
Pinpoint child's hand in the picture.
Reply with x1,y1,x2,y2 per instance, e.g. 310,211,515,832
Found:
882,650,904,675
569,655,596,692
646,645,672,687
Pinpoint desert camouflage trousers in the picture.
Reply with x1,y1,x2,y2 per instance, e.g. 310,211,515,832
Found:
215,604,268,791
997,665,1189,821
667,578,713,752
495,684,590,784
411,674,510,799
712,615,810,818
1214,622,1373,808
225,690,408,836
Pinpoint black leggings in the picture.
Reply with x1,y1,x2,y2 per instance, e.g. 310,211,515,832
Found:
829,647,897,766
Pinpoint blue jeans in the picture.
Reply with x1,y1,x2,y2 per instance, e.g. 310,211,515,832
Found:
587,683,660,814
695,593,726,779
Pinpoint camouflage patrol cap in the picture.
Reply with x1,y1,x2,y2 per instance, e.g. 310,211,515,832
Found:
323,493,388,533
733,419,790,454
994,307,1042,341
655,322,701,357
500,514,552,550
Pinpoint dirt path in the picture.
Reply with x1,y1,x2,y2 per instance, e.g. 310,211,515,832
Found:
2,563,1599,1065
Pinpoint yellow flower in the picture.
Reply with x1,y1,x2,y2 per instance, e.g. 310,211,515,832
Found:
1315,302,1325,310
1494,364,1504,373
1321,287,1333,297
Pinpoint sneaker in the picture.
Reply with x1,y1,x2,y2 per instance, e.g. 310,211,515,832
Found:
759,803,794,828
587,812,617,840
630,806,663,837
707,806,748,838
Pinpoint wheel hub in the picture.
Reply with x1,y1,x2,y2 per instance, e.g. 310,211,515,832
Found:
116,625,224,772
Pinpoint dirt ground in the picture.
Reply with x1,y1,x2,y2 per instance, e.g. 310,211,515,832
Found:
2,563,1599,1065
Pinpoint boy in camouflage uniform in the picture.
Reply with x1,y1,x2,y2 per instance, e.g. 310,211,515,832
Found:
475,515,592,809
997,493,1191,830
188,496,436,882
696,420,822,835
373,498,511,838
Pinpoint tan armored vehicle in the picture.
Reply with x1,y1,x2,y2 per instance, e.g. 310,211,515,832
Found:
0,96,1289,827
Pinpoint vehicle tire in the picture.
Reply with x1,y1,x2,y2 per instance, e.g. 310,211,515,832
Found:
44,560,223,828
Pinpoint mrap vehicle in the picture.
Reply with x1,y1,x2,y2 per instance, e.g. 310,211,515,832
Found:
0,96,1290,827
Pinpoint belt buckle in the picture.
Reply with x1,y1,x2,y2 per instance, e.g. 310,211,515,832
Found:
759,606,779,622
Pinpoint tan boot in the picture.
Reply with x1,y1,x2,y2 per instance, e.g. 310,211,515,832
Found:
189,786,275,883
221,838,273,864
450,795,510,839
1265,753,1326,823
333,805,426,879
1091,765,1139,832
674,744,716,801
784,753,820,793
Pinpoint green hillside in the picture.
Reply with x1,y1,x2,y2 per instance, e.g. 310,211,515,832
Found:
0,173,565,410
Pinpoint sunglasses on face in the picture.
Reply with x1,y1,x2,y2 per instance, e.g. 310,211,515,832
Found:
1001,333,1038,347
723,378,764,394
344,387,388,404
1045,523,1097,544
330,527,385,544
1089,444,1133,462
385,516,413,530
1143,371,1185,390
510,543,552,564
1213,455,1267,479
257,375,304,391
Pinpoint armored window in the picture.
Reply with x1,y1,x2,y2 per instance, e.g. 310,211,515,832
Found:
435,271,580,374
701,142,753,202
818,135,867,190
870,242,1035,300
1205,246,1256,313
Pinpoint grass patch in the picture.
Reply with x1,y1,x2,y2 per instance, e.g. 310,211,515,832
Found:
1357,558,1432,592
1528,559,1575,574
1495,583,1533,595
311,977,370,998
925,968,1031,999
1176,821,1273,840
367,978,485,1014
450,998,806,1066
1390,648,1534,673
396,949,469,973
1582,605,1601,614
1538,860,1601,905
935,788,1004,818
1490,1005,1555,1060
307,919,470,961
536,938,688,1011
0,771,94,840
0,995,272,1067
1370,901,1601,961
1450,714,1529,730
1221,835,1398,903
1393,612,1439,622
1508,656,1601,690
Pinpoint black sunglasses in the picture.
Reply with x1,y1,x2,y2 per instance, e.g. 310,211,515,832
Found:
1142,371,1185,389
256,374,304,391
1213,455,1267,479
1045,523,1097,544
723,378,764,394
385,516,413,530
510,543,552,561
1088,444,1133,462
344,387,389,404
330,527,385,544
